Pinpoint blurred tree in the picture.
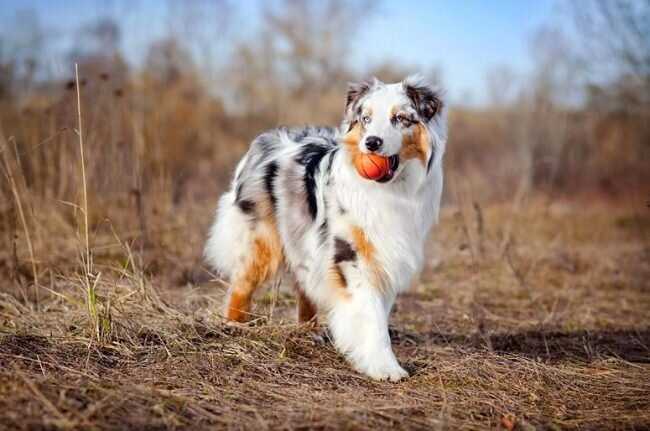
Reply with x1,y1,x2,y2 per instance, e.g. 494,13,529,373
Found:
145,38,196,85
485,65,517,108
83,17,121,55
68,16,129,85
166,0,233,76
528,26,578,107
264,0,372,92
0,9,46,99
230,0,375,121
499,26,577,193
0,40,16,101
571,0,650,111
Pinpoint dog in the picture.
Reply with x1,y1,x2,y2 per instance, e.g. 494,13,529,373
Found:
204,76,447,381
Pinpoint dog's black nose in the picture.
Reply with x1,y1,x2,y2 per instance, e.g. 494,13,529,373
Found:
365,136,383,152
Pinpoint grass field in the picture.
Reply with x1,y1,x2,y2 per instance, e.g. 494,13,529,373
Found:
1,196,648,430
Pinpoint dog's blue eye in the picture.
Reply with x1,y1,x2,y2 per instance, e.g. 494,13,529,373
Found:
396,114,413,126
362,115,371,124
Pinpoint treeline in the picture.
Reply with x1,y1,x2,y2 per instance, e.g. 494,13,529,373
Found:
1,0,648,214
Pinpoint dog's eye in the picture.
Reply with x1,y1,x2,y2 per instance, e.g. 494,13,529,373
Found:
396,114,413,127
361,115,371,125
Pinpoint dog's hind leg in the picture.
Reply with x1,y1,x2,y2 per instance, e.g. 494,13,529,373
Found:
225,221,282,322
205,191,283,322
295,282,317,324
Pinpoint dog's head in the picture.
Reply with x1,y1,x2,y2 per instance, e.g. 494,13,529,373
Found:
341,76,447,183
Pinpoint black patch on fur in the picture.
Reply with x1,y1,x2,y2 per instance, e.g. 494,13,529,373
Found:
296,144,330,220
426,151,435,173
237,199,255,214
334,237,356,263
319,187,330,240
404,83,443,122
264,161,279,210
327,148,338,172
319,218,329,241
318,187,330,241
235,182,244,201
325,149,337,186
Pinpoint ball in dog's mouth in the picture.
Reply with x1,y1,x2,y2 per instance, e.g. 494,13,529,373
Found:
376,155,400,183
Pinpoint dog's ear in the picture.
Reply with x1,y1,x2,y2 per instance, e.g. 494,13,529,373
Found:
344,80,372,122
403,76,443,123
346,81,370,110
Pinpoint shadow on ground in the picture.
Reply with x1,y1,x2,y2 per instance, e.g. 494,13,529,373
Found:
391,327,650,363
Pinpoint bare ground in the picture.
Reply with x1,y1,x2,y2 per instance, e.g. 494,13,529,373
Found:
1,198,649,430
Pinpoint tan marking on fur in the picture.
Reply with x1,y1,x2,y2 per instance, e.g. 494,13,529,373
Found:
351,226,375,262
296,285,317,324
343,121,365,168
325,264,351,301
225,219,283,322
390,105,399,117
400,123,429,165
330,264,348,289
226,291,250,322
350,226,389,291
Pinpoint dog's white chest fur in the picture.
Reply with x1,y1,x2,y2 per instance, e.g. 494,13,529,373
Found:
328,155,443,293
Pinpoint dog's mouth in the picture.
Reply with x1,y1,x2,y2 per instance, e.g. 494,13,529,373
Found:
376,155,400,183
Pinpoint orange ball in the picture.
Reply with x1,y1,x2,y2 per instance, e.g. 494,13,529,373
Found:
355,153,391,180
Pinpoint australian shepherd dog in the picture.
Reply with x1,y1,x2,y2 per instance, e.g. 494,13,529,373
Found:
204,76,447,381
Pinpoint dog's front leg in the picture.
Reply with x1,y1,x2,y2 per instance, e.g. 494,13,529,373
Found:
328,286,407,381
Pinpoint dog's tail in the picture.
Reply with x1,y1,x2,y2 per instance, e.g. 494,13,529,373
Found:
204,189,253,280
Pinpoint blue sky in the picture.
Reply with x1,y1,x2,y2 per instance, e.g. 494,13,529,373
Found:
358,0,558,103
1,0,560,105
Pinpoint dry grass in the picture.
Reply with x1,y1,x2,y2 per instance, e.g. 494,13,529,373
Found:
1,196,649,430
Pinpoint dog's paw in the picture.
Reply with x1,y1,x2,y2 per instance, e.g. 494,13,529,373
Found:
361,361,409,382
308,329,328,345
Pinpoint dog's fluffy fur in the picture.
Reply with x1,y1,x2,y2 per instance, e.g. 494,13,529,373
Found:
204,76,447,381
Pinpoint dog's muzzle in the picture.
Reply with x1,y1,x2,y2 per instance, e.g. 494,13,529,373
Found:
376,155,400,183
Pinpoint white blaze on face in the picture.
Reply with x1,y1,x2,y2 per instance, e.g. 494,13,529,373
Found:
360,83,413,156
